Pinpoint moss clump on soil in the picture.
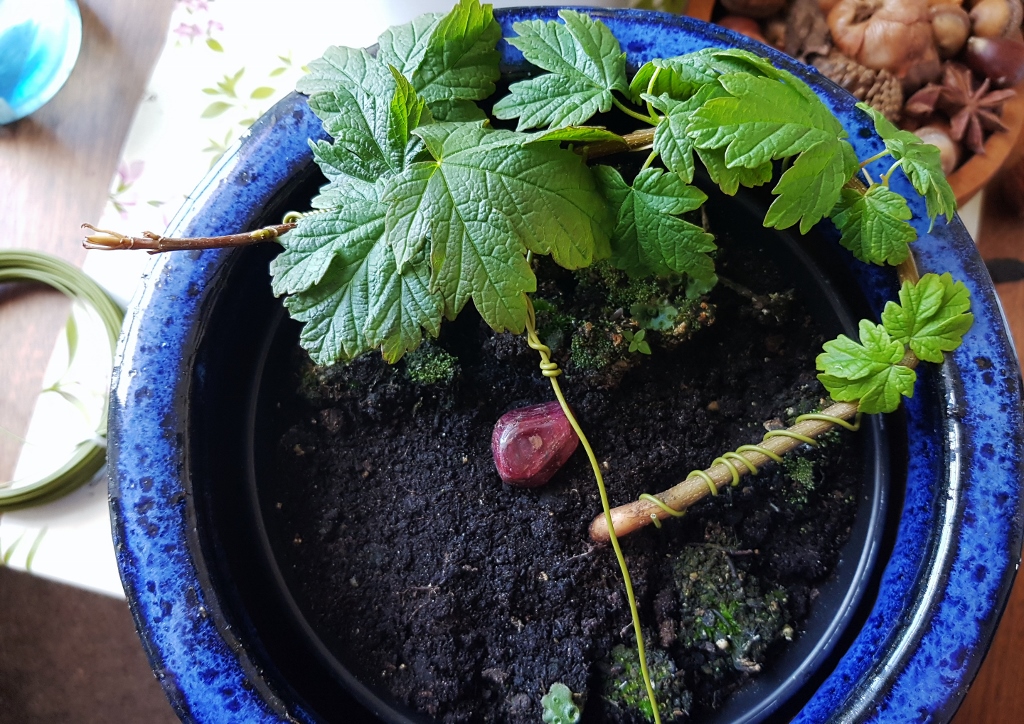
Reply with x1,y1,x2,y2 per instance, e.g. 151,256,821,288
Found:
781,456,817,505
671,532,794,679
603,644,692,723
403,342,460,385
569,319,624,372
531,261,717,387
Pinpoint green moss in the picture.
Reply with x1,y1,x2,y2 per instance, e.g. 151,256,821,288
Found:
402,343,459,385
781,456,816,505
569,320,622,371
672,538,793,676
630,297,715,348
574,262,665,311
603,644,692,723
533,297,575,354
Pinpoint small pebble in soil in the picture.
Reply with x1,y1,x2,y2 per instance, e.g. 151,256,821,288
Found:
491,401,579,487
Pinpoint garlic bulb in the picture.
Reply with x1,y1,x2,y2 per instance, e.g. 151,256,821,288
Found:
828,0,940,77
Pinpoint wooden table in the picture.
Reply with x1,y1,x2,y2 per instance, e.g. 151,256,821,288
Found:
0,0,177,479
1,1,1022,721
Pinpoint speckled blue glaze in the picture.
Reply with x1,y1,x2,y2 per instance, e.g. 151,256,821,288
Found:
109,8,1024,723
108,94,327,722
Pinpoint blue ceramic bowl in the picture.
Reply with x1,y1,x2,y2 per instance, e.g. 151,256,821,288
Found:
109,7,1024,723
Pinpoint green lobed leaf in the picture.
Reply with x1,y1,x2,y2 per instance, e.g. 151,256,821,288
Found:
646,83,728,182
377,12,444,77
422,98,487,122
830,185,916,266
270,179,385,297
858,102,956,226
373,2,499,122
696,146,773,196
595,165,716,281
628,55,718,103
880,272,973,363
629,48,793,104
298,45,394,109
493,9,629,130
298,47,403,181
411,0,501,119
816,319,917,414
764,139,860,234
282,226,379,365
687,72,844,169
384,122,610,331
307,152,382,208
366,242,443,363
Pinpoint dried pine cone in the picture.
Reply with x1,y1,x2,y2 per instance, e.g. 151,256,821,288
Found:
814,51,904,121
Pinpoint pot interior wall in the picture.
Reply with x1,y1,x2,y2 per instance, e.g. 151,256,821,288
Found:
186,173,897,724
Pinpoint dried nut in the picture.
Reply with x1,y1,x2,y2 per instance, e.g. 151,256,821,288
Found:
720,0,787,19
931,4,972,57
819,0,842,12
966,34,1024,86
915,123,962,174
764,17,789,49
719,15,769,43
969,0,1024,37
828,0,940,77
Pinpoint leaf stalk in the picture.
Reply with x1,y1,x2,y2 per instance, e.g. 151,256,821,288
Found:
612,95,658,126
523,295,663,724
859,149,890,169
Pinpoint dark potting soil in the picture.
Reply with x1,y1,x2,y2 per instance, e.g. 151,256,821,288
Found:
264,244,863,724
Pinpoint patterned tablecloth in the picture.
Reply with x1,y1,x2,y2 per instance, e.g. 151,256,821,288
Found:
0,0,625,597
0,0,982,597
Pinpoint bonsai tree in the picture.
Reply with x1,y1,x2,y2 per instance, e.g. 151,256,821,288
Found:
84,1,973,720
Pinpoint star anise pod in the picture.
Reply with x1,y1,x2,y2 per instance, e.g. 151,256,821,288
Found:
938,63,1016,155
905,83,943,119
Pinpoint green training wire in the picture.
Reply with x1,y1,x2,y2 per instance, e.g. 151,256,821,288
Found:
0,250,124,511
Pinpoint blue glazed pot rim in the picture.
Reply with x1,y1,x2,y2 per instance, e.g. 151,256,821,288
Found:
108,7,1024,723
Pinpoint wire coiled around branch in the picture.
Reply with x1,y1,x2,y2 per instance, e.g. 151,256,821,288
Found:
639,411,863,529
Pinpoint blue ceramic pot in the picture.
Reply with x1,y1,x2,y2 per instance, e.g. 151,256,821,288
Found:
108,7,1024,723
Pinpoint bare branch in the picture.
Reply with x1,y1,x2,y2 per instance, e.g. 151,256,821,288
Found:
81,223,296,254
588,401,862,542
